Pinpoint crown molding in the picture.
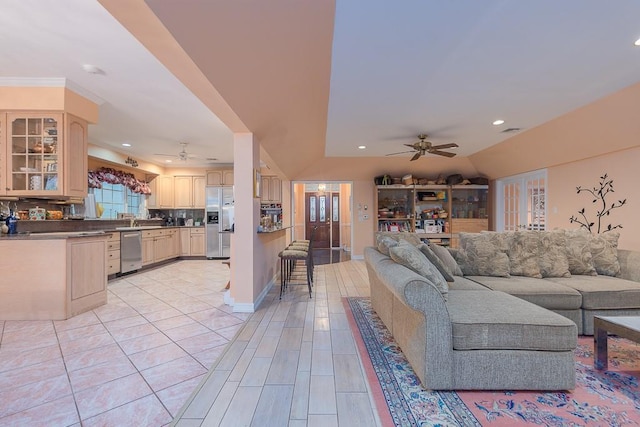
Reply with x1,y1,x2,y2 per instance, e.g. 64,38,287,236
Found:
0,77,105,105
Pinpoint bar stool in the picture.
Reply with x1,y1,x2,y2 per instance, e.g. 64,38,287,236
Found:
278,227,317,299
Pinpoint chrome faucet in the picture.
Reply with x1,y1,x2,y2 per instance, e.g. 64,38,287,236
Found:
130,217,137,227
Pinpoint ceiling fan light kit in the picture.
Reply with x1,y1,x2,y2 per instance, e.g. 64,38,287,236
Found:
386,134,459,161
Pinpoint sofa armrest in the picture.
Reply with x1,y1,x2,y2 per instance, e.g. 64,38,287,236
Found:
618,249,640,282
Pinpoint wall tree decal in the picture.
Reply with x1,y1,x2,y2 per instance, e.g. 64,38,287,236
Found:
569,173,626,233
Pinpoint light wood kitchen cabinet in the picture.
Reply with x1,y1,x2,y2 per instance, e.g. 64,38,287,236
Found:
206,169,233,186
174,175,205,208
261,175,281,203
106,232,121,275
142,228,180,265
147,175,174,209
0,234,108,320
179,227,205,256
1,112,88,198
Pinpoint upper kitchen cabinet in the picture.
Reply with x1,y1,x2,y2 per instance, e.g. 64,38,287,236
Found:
174,175,205,208
2,112,88,198
147,175,174,209
260,175,282,203
206,169,233,186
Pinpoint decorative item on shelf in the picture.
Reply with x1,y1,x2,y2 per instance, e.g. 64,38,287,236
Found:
125,157,139,167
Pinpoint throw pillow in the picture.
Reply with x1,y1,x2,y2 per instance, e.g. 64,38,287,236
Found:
389,240,449,298
507,231,542,278
375,232,422,247
456,233,510,277
538,230,571,278
430,242,464,276
564,229,597,276
377,236,398,256
590,232,620,276
418,243,455,282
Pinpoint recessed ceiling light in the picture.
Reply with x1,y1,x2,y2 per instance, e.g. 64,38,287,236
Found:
358,145,366,149
635,38,640,46
492,119,505,126
122,143,131,147
82,64,105,75
165,159,172,163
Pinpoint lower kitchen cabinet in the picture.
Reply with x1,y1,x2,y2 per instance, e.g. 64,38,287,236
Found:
180,227,205,256
106,232,121,275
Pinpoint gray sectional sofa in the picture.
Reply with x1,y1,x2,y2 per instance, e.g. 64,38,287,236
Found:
365,230,640,391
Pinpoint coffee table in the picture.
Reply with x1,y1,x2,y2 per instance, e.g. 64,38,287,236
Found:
593,315,640,370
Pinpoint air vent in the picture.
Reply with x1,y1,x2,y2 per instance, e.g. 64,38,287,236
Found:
206,158,218,161
501,127,522,133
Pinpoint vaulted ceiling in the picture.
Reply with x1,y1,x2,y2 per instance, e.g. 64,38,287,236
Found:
2,1,640,178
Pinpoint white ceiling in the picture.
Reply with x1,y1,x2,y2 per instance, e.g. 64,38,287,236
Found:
1,1,640,171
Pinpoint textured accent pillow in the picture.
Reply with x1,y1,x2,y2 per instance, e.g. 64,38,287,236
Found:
430,242,464,276
377,236,398,256
590,232,620,276
375,232,422,247
564,229,597,276
418,243,454,282
389,240,449,297
507,231,542,278
538,231,571,278
456,233,510,277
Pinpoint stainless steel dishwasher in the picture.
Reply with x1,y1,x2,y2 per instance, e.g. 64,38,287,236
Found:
120,231,143,274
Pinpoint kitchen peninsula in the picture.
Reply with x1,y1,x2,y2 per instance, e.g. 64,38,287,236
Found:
0,231,108,320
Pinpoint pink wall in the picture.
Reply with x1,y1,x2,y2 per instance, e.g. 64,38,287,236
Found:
547,146,639,250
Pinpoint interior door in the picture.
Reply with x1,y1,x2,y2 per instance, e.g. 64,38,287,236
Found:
306,192,330,248
497,170,547,231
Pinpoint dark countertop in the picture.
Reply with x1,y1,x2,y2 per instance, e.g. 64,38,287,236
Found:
0,230,109,240
257,226,291,234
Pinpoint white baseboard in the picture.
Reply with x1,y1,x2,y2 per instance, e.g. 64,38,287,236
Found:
351,254,364,260
231,275,276,313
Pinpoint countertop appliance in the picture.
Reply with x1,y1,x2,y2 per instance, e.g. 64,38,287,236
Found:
206,186,234,259
120,230,142,274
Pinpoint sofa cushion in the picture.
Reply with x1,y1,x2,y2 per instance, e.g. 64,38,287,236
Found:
467,276,582,310
456,233,510,277
389,240,448,297
507,231,543,278
376,236,398,256
430,243,463,276
590,232,620,277
446,290,577,351
546,275,640,310
448,276,491,291
564,229,597,276
418,243,454,282
539,231,571,278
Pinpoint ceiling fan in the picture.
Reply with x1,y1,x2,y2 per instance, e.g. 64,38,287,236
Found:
154,142,198,161
386,134,459,161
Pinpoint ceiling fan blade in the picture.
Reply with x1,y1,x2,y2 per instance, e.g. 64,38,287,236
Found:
410,152,422,161
429,150,457,158
430,143,458,150
385,150,415,156
154,153,178,157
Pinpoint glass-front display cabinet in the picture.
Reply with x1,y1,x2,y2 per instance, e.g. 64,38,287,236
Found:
376,186,413,232
9,114,61,194
450,185,489,235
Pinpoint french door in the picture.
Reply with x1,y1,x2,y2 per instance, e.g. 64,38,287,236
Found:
496,170,547,231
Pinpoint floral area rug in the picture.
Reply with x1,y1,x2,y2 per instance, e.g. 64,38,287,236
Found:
345,297,640,427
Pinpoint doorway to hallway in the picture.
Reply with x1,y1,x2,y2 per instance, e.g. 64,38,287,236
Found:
293,182,352,264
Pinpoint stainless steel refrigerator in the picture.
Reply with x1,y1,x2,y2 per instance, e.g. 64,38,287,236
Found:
206,186,234,259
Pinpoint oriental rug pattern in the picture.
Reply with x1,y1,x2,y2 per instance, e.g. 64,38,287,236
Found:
346,297,640,427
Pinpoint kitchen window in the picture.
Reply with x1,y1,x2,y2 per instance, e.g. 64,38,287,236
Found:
92,183,143,219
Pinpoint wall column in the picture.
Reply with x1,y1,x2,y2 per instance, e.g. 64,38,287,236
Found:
229,132,261,311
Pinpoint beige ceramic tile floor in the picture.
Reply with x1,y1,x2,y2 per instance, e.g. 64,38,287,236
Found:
0,258,378,427
0,260,245,426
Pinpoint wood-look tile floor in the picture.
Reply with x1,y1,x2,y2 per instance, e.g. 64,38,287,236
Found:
172,259,380,427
